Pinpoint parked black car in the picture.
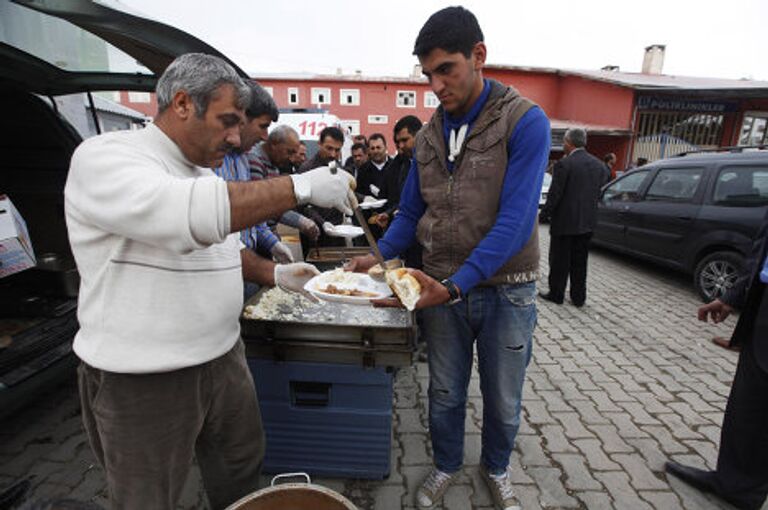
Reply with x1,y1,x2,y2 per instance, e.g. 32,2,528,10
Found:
593,147,768,301
0,0,248,419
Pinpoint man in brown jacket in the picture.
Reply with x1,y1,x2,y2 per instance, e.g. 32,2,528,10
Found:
348,7,550,509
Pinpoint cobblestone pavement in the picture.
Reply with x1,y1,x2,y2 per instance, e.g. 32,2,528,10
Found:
1,224,765,509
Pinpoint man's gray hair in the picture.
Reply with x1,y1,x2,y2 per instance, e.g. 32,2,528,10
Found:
564,128,587,148
156,53,250,117
268,124,299,145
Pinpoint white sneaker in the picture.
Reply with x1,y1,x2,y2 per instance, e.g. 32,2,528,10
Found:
480,467,521,510
416,467,456,508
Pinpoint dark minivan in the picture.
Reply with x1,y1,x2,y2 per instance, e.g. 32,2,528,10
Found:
593,147,768,301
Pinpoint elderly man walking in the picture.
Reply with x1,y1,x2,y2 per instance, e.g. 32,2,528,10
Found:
540,128,609,307
65,53,353,509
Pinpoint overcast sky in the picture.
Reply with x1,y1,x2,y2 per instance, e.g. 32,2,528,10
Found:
121,0,768,81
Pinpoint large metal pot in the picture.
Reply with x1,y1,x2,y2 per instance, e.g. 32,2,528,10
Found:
226,473,357,510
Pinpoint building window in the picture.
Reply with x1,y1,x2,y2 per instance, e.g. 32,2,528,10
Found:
368,115,388,124
339,89,360,106
424,91,439,108
263,86,273,97
341,120,360,136
738,112,768,146
396,90,416,108
128,91,150,103
311,87,331,105
288,87,299,105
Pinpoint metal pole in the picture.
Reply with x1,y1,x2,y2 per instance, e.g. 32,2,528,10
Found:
86,91,101,135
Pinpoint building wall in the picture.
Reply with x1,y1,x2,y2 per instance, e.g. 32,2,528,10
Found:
555,76,635,128
257,78,437,148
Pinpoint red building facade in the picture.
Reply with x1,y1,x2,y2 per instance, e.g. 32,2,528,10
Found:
119,65,768,174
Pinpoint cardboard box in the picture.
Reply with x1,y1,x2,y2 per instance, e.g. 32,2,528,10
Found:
0,196,36,278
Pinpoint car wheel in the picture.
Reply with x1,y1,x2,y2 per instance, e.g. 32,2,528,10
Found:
694,251,743,302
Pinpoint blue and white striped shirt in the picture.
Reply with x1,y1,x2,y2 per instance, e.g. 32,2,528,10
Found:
213,152,279,252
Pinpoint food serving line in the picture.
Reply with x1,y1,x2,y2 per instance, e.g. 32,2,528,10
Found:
240,246,416,480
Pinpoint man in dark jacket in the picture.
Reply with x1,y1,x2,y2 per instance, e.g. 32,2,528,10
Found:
540,128,609,307
665,209,768,510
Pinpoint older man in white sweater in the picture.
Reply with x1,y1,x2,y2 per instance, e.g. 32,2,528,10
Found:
64,54,354,510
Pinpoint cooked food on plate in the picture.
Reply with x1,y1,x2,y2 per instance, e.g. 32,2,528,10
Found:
319,284,378,298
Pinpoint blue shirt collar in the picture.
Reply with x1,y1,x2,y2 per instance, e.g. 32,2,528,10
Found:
443,78,492,134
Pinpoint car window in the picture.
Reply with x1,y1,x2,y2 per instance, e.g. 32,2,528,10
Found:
713,165,768,206
602,170,650,203
645,168,704,202
0,2,151,75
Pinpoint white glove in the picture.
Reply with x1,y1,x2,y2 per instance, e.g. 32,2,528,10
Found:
298,215,320,241
290,166,355,215
274,262,321,302
270,241,294,263
362,195,377,204
322,222,335,235
369,184,380,197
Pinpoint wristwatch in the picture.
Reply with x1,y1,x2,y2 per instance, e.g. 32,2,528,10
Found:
441,278,462,304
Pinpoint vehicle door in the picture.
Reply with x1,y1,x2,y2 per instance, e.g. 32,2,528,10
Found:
697,162,768,252
624,165,708,266
593,169,652,249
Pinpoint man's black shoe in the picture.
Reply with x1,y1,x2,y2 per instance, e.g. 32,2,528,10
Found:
538,292,563,304
665,461,717,493
664,462,763,510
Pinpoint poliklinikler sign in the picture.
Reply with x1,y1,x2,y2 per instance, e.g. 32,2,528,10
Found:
637,96,739,113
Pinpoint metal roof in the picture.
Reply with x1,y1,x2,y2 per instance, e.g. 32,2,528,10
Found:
484,64,768,94
252,64,768,97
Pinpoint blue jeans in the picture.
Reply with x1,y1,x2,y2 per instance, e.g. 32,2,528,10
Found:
422,282,536,475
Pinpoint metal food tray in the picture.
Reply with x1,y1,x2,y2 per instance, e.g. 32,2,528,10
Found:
241,287,416,367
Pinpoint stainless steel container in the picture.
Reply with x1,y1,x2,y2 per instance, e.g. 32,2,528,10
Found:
226,473,357,510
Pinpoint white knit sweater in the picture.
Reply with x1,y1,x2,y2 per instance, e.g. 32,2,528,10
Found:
65,124,244,373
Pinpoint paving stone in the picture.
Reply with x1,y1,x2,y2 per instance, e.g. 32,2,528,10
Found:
517,434,551,468
576,490,615,509
608,411,651,438
573,438,621,471
594,471,654,510
401,433,430,466
462,434,481,467
587,424,634,453
611,453,668,490
435,480,470,510
523,400,557,425
556,412,595,439
372,484,406,510
528,467,579,508
552,453,602,491
540,424,577,453
539,390,574,413
397,408,425,434
640,490,686,510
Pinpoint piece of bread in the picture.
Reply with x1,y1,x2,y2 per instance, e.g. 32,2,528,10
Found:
386,268,421,311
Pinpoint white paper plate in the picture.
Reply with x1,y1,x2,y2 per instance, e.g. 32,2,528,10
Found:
304,270,392,305
358,199,387,210
325,224,364,238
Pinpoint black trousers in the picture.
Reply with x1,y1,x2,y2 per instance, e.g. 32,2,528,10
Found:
715,333,768,508
547,232,592,305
